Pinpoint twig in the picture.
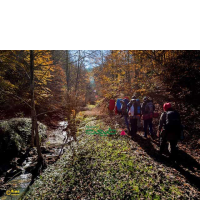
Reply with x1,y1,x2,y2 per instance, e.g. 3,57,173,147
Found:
3,170,22,185
36,109,60,117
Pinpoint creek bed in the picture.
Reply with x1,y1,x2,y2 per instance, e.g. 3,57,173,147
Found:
0,121,69,200
0,173,32,200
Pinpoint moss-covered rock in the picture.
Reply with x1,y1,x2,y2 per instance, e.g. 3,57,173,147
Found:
0,118,47,160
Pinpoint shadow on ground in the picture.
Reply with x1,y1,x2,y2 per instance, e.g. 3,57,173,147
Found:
132,134,200,191
95,109,200,191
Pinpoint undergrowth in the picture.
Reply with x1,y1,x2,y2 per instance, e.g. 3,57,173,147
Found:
23,116,190,200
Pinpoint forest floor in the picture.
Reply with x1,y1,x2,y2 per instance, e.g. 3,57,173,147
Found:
23,106,200,200
81,106,200,197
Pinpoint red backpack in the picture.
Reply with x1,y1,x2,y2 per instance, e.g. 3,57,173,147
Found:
108,99,115,111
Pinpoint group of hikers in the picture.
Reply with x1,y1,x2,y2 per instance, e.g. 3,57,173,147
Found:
108,95,183,160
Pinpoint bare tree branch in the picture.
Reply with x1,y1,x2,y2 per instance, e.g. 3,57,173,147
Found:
0,88,32,108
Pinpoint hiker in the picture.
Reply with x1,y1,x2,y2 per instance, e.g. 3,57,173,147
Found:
120,99,130,133
108,99,115,111
108,99,115,115
157,103,182,161
136,98,142,129
127,97,140,139
115,98,123,115
141,97,155,138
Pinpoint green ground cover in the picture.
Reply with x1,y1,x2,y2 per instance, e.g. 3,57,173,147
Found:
23,116,187,200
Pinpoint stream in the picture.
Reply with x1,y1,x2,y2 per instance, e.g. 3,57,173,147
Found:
0,121,68,200
0,173,32,200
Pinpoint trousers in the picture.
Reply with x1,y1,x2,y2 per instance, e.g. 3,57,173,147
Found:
124,115,130,132
160,138,178,160
144,118,153,136
130,118,137,137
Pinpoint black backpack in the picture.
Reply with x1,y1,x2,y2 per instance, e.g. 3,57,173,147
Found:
121,102,128,115
165,111,181,132
145,101,154,114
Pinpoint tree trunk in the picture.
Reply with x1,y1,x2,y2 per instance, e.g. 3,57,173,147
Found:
30,50,44,161
75,50,81,95
101,50,104,69
74,50,81,116
65,50,71,119
127,50,131,91
30,50,35,147
66,50,70,91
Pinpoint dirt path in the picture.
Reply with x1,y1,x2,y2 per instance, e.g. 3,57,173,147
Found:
22,106,200,199
82,107,105,117
83,107,200,195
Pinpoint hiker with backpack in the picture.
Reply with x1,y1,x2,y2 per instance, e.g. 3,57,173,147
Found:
108,99,115,111
157,103,182,161
115,98,123,115
136,98,142,129
141,97,155,138
108,99,115,116
127,97,140,139
120,99,130,133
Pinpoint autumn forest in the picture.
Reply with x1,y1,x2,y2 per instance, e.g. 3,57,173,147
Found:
0,50,200,199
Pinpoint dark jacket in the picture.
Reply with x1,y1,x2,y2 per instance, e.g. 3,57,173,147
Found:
120,100,128,116
158,108,181,140
141,100,155,115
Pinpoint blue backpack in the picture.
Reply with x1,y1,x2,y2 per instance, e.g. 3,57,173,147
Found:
136,99,141,114
116,99,122,112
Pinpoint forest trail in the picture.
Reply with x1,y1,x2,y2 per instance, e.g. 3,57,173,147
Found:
23,106,200,199
82,107,105,117
1,50,200,199
83,106,200,197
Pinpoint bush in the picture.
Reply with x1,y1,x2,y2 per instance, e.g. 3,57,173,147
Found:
0,118,47,160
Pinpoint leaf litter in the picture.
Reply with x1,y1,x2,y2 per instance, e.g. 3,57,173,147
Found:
23,116,200,200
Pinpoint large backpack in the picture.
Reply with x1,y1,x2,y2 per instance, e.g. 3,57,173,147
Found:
165,111,181,132
145,101,154,114
136,99,141,114
108,99,115,111
116,99,122,112
123,98,129,106
121,99,129,115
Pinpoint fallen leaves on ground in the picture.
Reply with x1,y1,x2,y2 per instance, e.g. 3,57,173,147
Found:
23,116,200,200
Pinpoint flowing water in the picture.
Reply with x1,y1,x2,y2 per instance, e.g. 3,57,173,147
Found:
0,121,69,200
0,171,32,200
59,121,68,137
